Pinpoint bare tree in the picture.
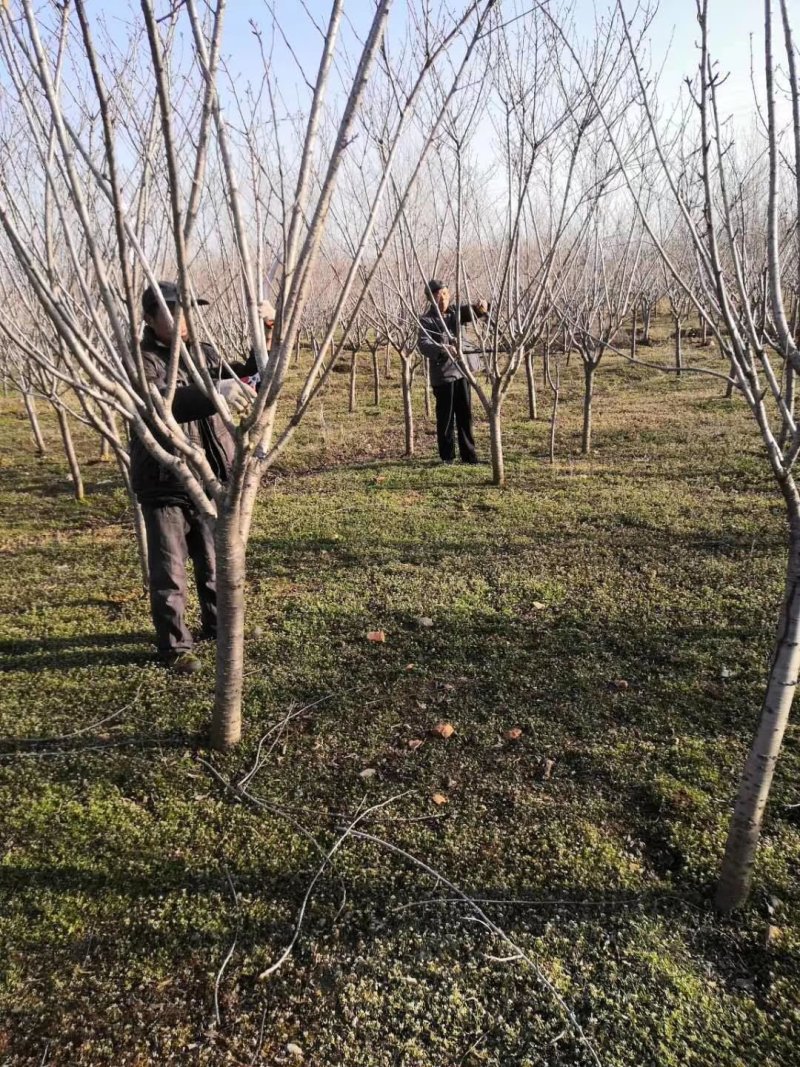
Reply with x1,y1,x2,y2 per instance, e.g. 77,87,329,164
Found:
0,0,495,748
545,0,800,909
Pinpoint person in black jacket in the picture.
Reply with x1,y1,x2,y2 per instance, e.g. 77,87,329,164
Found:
417,279,488,464
132,282,273,674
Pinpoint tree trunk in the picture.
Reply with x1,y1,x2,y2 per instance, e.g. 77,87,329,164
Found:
581,361,595,455
547,357,559,466
384,341,392,379
423,355,431,419
630,306,637,360
401,357,414,456
780,362,795,449
295,332,301,366
115,455,148,588
716,491,800,912
524,347,537,420
725,356,736,399
211,515,246,751
563,325,571,367
642,302,652,344
348,350,358,414
99,435,111,461
55,407,84,501
23,390,47,456
371,348,380,407
488,408,504,486
674,317,683,377
700,312,709,346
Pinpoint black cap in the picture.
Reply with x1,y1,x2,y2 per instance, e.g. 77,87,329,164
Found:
426,278,446,299
142,281,209,315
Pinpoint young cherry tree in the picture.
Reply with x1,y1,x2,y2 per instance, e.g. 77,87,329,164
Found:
559,203,646,454
400,4,637,484
0,0,497,749
554,0,800,909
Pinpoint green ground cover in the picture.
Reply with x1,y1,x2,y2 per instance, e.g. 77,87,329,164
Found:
1,335,799,1065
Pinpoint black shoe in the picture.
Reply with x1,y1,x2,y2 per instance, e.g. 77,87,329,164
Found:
162,650,203,675
461,456,483,465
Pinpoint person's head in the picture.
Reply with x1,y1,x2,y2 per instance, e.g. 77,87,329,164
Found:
141,281,208,344
426,278,449,313
260,298,276,348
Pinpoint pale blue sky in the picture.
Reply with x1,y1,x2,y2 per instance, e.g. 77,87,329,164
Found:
86,1,771,126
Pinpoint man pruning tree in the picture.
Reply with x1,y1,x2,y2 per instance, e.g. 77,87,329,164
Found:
417,279,489,464
131,282,275,675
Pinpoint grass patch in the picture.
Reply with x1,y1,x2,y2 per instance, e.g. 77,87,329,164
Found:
1,336,799,1065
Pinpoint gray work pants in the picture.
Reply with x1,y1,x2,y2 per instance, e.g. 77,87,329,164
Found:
141,502,217,656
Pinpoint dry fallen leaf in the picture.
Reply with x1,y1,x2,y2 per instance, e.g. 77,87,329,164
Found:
359,768,377,779
431,793,448,805
407,739,424,751
405,663,416,670
367,630,386,643
611,679,629,692
504,727,523,741
539,757,556,780
531,601,547,611
765,924,782,947
431,722,455,739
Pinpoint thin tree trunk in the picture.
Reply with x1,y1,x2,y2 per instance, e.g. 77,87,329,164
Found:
674,317,683,377
295,332,301,366
716,488,800,912
116,454,149,588
488,407,504,486
384,340,392,379
547,355,559,466
700,311,709,346
563,325,571,366
55,406,84,500
725,359,736,398
581,360,595,455
630,306,637,360
780,361,795,448
401,357,414,456
423,354,431,419
131,494,149,589
642,302,652,344
99,435,111,461
371,347,380,407
23,390,47,456
524,347,537,420
348,350,358,413
211,515,246,751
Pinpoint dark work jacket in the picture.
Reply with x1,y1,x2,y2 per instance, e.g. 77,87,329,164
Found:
417,302,485,388
130,327,258,505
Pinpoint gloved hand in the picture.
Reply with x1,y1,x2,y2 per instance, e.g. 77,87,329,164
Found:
475,299,489,318
218,378,256,416
260,298,276,327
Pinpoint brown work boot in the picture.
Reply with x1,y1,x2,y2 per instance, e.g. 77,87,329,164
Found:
163,650,203,676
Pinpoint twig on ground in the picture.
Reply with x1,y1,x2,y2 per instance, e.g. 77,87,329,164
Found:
257,792,410,980
345,828,604,1067
0,680,145,748
213,866,240,1028
250,1006,268,1065
0,734,192,760
388,891,706,915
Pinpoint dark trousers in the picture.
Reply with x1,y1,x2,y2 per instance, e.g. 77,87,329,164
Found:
433,379,477,462
141,502,217,656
